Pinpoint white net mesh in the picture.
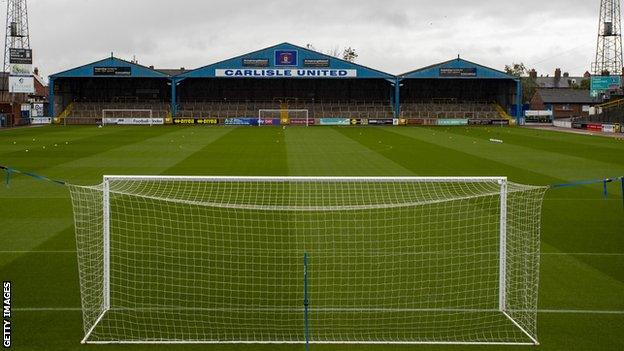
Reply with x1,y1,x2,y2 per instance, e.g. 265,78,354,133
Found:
69,177,547,344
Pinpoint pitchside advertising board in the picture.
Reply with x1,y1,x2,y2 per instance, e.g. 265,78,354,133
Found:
320,118,350,126
290,118,315,126
103,118,164,125
173,118,219,125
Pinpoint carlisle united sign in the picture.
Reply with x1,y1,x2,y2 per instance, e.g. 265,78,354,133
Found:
215,69,357,78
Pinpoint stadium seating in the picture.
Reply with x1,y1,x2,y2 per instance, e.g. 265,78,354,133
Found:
64,100,170,124
177,100,394,119
400,100,499,120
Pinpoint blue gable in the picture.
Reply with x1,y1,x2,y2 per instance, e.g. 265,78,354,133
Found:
177,42,394,80
400,58,516,80
50,57,170,79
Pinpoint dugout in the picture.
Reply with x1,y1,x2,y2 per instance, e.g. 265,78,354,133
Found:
49,57,172,123
174,43,397,124
398,58,521,124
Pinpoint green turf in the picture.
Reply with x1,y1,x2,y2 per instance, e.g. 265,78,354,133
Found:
1,125,623,350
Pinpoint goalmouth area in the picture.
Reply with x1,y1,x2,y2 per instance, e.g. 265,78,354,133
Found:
70,176,547,345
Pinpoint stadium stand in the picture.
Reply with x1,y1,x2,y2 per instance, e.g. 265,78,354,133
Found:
400,100,500,120
177,100,393,119
49,44,524,126
582,98,624,124
64,100,169,124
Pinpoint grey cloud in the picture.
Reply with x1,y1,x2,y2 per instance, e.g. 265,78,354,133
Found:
28,0,601,78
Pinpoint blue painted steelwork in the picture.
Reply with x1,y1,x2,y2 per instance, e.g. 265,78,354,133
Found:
49,57,171,79
170,79,178,117
303,252,310,351
400,57,517,80
176,42,395,80
516,79,522,124
394,78,401,118
48,78,55,117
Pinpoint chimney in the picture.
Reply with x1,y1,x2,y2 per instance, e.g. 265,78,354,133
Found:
584,71,591,78
563,72,569,78
529,69,537,79
555,68,562,80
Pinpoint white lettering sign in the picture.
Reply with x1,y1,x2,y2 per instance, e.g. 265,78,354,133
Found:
215,69,357,78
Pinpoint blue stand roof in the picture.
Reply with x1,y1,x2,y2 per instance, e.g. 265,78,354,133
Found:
400,57,517,80
176,42,395,80
50,57,170,79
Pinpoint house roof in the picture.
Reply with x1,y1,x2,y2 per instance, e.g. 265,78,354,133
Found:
399,57,517,80
175,42,395,80
534,76,586,89
50,57,171,79
537,88,598,104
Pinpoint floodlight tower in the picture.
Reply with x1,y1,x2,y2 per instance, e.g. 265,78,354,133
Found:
3,0,30,74
593,0,623,75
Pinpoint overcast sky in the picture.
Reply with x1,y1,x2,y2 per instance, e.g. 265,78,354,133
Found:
27,0,600,79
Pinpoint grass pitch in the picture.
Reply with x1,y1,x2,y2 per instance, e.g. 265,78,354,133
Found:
0,125,623,350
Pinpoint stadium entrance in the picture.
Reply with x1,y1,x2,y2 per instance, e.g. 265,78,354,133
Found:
173,43,396,126
49,57,172,125
398,58,521,126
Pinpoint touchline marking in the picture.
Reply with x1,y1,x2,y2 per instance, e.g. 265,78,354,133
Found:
12,308,624,315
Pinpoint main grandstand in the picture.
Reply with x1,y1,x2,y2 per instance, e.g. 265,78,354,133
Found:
48,43,521,126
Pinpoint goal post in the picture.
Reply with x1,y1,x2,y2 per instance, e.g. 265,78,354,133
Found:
69,176,547,345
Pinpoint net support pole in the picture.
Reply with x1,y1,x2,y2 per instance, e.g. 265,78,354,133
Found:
498,178,508,312
621,177,624,210
103,177,111,310
303,252,310,351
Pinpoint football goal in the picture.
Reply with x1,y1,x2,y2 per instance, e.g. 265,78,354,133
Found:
101,109,159,126
69,176,547,345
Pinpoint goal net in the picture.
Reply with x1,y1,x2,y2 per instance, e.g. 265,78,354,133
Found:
259,109,309,125
69,176,547,345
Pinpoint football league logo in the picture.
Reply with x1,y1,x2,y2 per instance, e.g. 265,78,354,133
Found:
275,50,297,66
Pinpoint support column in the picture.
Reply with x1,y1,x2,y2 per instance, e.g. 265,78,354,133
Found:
516,79,522,124
394,78,401,119
48,78,55,118
171,78,178,117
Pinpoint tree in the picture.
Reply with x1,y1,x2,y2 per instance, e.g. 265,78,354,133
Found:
342,47,359,62
504,63,527,78
505,62,537,104
580,79,591,90
306,43,358,62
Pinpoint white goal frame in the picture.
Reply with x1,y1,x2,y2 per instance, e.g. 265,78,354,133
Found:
81,175,538,346
101,109,154,126
258,109,310,126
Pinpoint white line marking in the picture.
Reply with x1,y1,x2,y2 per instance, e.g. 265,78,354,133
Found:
2,251,622,256
13,307,624,315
